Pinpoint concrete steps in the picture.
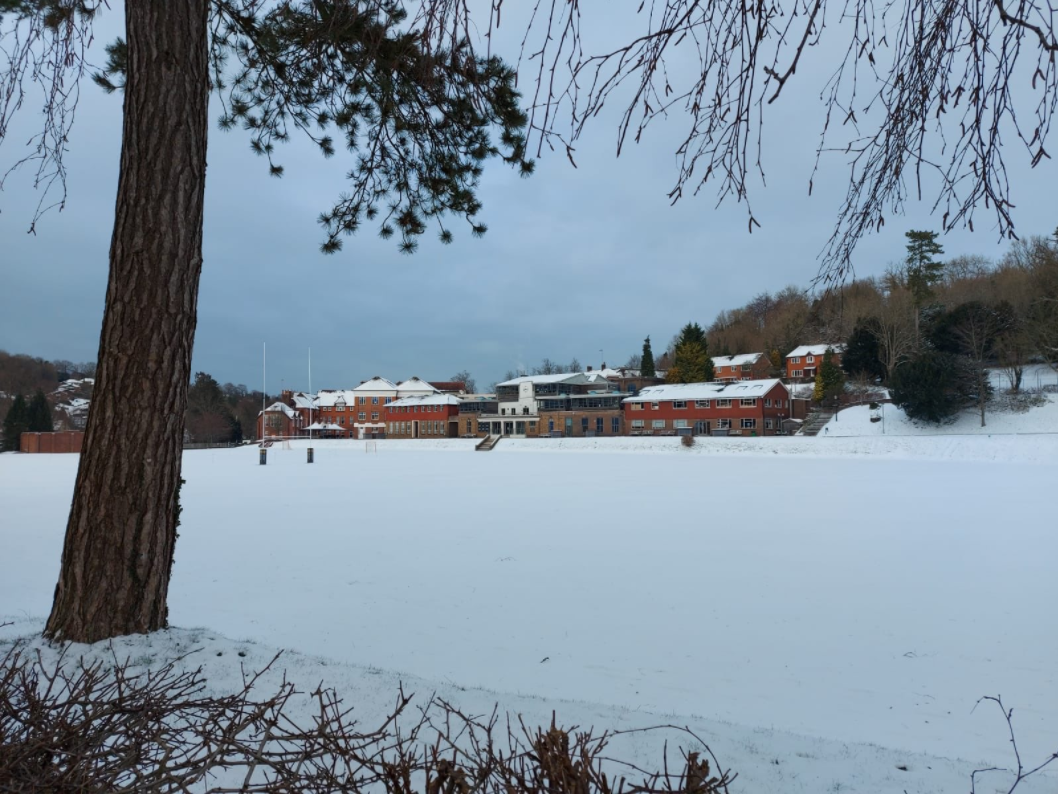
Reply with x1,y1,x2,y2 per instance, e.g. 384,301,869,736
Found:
799,410,835,436
475,434,500,451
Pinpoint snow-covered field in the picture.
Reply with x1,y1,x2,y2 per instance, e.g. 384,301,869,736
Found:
2,437,1057,793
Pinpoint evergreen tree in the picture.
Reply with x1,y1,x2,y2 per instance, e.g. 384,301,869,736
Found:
842,319,886,380
812,347,846,403
665,323,714,383
26,388,54,432
2,394,29,451
904,230,945,342
890,351,975,423
641,336,656,378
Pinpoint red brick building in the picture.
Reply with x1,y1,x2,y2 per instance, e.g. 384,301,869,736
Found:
622,379,791,436
785,344,845,381
712,353,772,382
384,393,461,438
257,401,304,439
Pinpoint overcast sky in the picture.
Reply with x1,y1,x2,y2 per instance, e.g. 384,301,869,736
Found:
2,2,1054,392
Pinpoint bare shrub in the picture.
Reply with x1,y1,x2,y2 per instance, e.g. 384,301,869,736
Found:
0,640,734,793
970,695,1058,794
681,435,695,448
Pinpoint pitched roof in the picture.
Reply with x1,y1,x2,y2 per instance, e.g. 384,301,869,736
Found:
497,372,592,387
428,381,467,392
623,379,787,403
712,353,764,367
396,377,439,393
315,389,358,407
786,344,846,358
259,401,297,418
388,393,461,408
352,377,398,392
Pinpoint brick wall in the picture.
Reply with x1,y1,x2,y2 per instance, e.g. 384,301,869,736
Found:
20,431,85,453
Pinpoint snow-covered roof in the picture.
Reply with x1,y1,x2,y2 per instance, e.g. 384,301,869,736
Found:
315,389,358,407
497,372,592,387
396,377,439,394
352,377,397,392
259,401,297,418
458,393,498,403
712,353,764,368
289,391,317,409
623,379,787,403
786,344,846,358
388,393,461,408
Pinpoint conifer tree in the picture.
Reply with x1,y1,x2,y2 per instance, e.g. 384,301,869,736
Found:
904,230,945,342
2,394,29,451
26,388,54,432
665,323,714,383
1,1,533,644
641,336,656,378
812,347,845,404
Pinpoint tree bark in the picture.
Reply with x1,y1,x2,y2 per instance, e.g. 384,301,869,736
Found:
44,0,209,643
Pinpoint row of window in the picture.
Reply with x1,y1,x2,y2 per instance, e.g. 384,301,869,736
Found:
789,355,816,364
630,398,788,410
391,404,447,413
332,396,393,408
388,421,447,435
630,418,773,430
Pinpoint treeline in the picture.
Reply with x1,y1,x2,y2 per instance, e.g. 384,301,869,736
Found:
1,391,54,451
184,373,280,445
643,228,1058,425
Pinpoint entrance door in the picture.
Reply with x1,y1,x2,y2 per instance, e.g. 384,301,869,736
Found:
565,417,573,436
694,420,710,435
413,421,419,438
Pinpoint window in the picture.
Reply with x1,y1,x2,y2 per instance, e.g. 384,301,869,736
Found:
652,419,666,429
631,402,644,411
716,399,732,408
792,369,803,378
651,402,660,410
806,355,815,363
694,400,711,408
715,418,731,429
611,416,620,434
339,416,345,425
371,412,379,420
596,417,604,433
466,419,472,433
358,412,366,420
359,396,366,405
372,397,379,405
336,405,345,411
791,357,801,364
765,419,773,429
632,419,645,429
764,399,772,407
581,417,589,432
672,400,687,409
674,419,689,428
741,363,752,371
740,398,757,407
741,418,756,429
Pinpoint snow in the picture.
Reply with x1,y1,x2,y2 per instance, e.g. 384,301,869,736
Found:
712,353,764,367
315,389,358,407
352,376,398,392
388,393,461,408
786,344,846,358
395,377,440,393
625,379,786,402
497,372,592,386
2,439,1056,792
258,401,297,418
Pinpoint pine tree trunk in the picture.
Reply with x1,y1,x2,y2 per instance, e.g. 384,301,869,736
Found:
44,0,209,644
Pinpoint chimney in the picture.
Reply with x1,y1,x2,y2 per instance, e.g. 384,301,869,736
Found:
587,366,593,372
